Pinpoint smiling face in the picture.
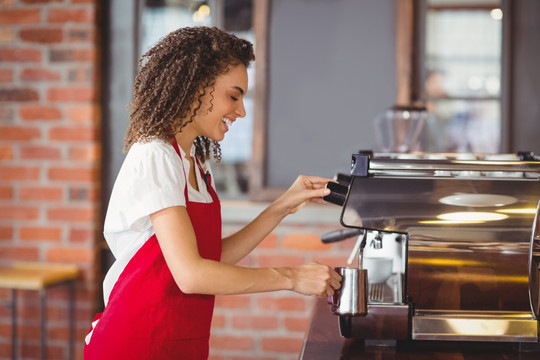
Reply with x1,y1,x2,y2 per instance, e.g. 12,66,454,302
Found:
181,64,248,145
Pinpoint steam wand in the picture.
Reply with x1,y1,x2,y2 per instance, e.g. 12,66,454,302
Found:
347,230,368,269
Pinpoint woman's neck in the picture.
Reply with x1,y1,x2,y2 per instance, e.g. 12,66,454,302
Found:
174,133,196,156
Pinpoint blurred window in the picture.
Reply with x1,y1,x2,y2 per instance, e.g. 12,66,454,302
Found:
422,0,502,153
140,0,254,199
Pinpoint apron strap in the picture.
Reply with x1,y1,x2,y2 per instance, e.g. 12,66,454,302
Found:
171,139,214,196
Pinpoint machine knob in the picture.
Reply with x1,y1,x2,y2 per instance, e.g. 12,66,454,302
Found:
323,181,348,206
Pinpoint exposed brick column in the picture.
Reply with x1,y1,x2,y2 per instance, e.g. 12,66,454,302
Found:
0,0,101,359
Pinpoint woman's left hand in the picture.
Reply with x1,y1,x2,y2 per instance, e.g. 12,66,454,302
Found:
275,175,334,215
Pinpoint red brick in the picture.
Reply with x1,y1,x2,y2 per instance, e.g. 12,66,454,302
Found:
0,186,13,199
0,146,13,160
0,68,12,82
232,315,278,330
282,233,330,251
0,88,39,101
20,145,62,160
0,126,41,140
47,207,93,222
0,48,41,62
69,144,99,162
50,48,95,62
69,228,93,243
310,255,348,269
45,247,93,263
67,28,94,42
18,343,45,359
69,186,98,201
214,295,251,309
0,166,40,180
210,313,225,329
0,226,13,240
0,107,13,122
257,296,305,311
49,126,97,141
19,186,63,201
48,167,97,182
67,104,96,123
0,246,39,261
47,8,94,23
261,336,303,353
20,28,63,43
47,87,94,101
67,67,92,82
16,323,41,339
21,0,63,3
257,254,305,267
0,27,15,43
209,335,254,351
1,0,14,8
0,9,40,24
48,325,72,341
20,68,61,81
15,304,40,322
0,206,39,220
20,105,62,120
46,304,70,321
20,226,62,241
68,186,85,200
284,316,310,332
17,306,42,323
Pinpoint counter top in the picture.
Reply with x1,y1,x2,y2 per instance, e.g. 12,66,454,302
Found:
300,298,540,359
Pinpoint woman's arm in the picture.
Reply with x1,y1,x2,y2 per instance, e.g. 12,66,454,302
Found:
220,175,333,265
151,204,341,297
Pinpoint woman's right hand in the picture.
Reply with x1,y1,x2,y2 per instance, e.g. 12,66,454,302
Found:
289,262,342,298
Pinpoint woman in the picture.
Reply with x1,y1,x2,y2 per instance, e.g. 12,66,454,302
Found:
84,26,341,359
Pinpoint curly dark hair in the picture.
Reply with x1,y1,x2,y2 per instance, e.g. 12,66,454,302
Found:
124,26,255,163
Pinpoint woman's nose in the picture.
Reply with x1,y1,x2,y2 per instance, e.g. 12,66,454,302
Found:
236,100,246,118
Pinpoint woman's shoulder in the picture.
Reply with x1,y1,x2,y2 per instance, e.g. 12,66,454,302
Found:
119,139,182,177
128,138,175,156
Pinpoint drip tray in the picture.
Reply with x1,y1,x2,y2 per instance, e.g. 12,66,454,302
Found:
412,310,539,342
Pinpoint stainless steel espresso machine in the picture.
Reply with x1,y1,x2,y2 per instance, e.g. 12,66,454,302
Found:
323,151,540,345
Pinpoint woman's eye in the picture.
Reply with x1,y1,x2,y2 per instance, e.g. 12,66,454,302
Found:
231,96,239,101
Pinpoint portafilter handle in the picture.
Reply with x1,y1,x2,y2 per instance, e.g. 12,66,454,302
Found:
321,228,363,244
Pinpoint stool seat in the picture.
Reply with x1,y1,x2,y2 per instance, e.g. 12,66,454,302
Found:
0,262,79,290
0,261,79,360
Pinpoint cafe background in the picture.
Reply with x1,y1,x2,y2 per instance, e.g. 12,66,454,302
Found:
0,0,539,359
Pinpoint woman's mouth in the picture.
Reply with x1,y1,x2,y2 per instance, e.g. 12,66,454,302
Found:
222,117,233,127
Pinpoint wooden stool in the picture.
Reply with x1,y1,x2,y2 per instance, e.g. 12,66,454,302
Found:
0,262,79,360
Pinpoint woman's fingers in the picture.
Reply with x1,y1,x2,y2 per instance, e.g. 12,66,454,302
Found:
291,262,342,298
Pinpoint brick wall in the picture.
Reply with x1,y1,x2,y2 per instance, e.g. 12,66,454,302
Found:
0,1,354,360
0,0,101,359
211,211,353,360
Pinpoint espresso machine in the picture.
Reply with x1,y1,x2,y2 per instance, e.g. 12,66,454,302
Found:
323,151,540,345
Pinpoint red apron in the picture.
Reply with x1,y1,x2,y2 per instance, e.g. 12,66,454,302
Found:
85,141,221,360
